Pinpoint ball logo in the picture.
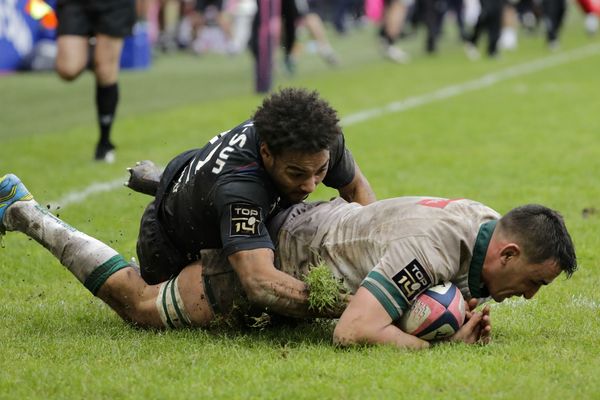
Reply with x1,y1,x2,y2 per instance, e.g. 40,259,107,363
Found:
229,204,262,237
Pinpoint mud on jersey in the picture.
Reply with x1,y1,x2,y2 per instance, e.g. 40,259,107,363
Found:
158,120,356,260
272,197,500,321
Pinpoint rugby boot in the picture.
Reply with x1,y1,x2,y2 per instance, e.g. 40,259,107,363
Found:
0,174,34,234
125,160,163,196
94,142,116,164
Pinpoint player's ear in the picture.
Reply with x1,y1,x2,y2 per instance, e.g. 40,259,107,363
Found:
260,142,274,166
500,244,521,265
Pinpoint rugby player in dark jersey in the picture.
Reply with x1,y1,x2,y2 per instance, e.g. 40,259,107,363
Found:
1,174,576,348
134,87,376,317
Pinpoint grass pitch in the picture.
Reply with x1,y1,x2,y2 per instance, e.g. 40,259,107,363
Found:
1,8,600,399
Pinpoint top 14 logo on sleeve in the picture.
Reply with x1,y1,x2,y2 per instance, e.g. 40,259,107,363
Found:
392,259,433,302
230,203,262,237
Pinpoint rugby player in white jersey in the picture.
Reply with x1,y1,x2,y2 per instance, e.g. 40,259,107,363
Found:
0,174,576,349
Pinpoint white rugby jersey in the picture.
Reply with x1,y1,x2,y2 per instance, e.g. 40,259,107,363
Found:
273,197,500,321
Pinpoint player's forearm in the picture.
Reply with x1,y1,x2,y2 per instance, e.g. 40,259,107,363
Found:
230,249,347,318
334,322,430,350
334,287,429,349
338,168,376,206
351,184,377,206
248,268,346,318
372,325,431,350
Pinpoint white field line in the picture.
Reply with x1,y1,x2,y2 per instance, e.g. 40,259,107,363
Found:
491,295,600,310
47,177,127,210
568,295,600,310
48,43,600,209
341,42,600,126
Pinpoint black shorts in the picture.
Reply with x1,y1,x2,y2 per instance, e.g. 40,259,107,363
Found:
136,201,191,284
56,0,136,38
195,0,224,13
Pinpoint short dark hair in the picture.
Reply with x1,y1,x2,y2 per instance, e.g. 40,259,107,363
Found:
252,87,341,156
498,204,577,277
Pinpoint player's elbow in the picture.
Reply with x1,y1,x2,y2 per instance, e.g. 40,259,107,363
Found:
333,316,370,347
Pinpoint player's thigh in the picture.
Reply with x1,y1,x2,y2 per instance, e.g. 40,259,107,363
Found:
136,201,189,285
55,35,89,79
94,34,124,83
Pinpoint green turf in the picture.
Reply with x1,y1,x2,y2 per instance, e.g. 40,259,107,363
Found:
1,9,600,399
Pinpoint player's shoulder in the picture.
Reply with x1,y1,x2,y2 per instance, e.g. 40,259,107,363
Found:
410,197,499,216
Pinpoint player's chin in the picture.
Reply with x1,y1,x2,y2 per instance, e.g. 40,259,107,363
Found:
491,293,507,303
287,193,309,203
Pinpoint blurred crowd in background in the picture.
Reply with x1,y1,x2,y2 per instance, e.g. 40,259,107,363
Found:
0,0,598,162
2,0,599,75
144,0,598,93
146,0,600,62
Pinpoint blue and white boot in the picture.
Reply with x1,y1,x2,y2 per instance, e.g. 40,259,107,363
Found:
0,174,34,235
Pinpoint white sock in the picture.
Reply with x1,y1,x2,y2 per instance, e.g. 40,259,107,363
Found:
4,200,129,294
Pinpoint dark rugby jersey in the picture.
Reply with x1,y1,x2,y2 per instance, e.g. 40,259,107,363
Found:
159,120,356,259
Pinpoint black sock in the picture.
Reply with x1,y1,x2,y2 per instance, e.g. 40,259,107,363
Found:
379,27,394,46
96,83,119,148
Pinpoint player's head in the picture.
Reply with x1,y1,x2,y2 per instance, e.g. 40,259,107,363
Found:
253,88,341,203
253,87,341,155
483,204,577,302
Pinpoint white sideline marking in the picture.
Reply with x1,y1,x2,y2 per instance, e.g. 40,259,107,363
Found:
492,297,531,309
47,177,127,210
49,44,600,209
570,295,600,310
341,43,600,126
492,295,600,310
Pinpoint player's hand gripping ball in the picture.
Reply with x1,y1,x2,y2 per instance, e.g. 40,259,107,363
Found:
398,282,466,341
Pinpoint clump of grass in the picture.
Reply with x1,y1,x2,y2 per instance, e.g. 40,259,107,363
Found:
304,261,347,312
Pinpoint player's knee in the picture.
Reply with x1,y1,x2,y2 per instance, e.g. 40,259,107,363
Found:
124,299,161,328
93,60,119,84
55,61,84,81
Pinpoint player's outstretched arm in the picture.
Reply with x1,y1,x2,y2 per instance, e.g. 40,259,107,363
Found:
333,287,430,350
229,248,348,318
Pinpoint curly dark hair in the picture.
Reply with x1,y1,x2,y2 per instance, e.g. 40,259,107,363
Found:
252,87,341,156
498,204,577,277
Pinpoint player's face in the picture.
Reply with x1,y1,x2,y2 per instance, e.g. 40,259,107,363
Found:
261,146,330,204
486,256,561,302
